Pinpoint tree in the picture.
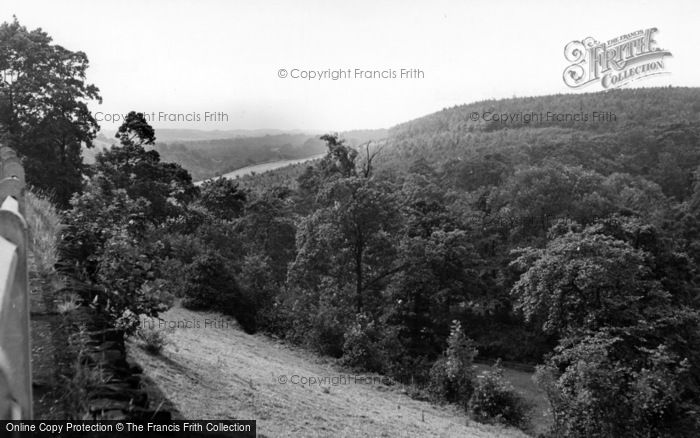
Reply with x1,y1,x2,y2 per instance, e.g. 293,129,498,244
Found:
289,177,402,314
498,162,609,240
182,251,255,333
510,223,665,335
59,114,197,331
0,17,101,206
512,217,700,436
535,329,698,437
386,228,485,359
236,187,295,283
290,133,404,314
318,133,357,178
93,112,198,222
60,187,151,281
428,321,478,408
199,177,247,221
295,133,360,213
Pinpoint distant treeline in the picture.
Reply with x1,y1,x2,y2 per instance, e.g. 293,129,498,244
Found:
151,129,387,181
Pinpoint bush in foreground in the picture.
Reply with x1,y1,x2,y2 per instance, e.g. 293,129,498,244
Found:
468,361,531,429
427,321,478,409
135,318,172,355
182,251,257,333
340,314,404,373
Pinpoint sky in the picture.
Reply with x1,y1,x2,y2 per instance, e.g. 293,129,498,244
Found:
3,0,699,132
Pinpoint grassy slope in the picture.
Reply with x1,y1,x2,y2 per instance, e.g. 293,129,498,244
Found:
128,305,528,438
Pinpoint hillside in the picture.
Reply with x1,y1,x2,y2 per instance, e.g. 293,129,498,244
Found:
102,128,317,143
242,88,700,203
84,129,388,181
128,306,529,438
61,87,700,437
377,87,700,173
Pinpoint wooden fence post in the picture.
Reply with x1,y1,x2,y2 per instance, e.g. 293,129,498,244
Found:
1,157,25,185
0,178,25,216
0,146,32,420
0,147,16,161
0,196,31,419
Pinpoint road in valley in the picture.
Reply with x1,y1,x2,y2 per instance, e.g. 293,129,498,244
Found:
195,153,325,185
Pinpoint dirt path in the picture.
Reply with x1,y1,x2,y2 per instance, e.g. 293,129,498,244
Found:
128,305,528,438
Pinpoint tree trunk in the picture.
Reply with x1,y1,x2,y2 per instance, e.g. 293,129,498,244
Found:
355,229,364,313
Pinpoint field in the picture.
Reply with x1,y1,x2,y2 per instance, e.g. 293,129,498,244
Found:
128,305,531,438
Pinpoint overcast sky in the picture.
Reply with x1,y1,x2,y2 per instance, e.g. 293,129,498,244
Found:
4,0,699,131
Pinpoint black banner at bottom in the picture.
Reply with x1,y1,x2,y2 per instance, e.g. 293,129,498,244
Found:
1,420,256,437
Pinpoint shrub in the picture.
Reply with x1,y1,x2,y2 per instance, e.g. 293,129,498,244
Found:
427,321,478,409
238,252,279,330
428,358,457,401
182,251,257,333
341,314,385,372
61,325,111,418
56,293,82,314
135,318,172,355
277,283,350,357
428,357,475,409
60,188,151,282
535,333,699,438
159,232,207,266
115,309,141,333
468,361,531,429
181,251,232,309
94,230,173,332
386,354,433,388
307,305,346,358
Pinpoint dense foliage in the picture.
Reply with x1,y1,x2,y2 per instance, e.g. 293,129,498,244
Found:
0,17,101,206
11,33,689,434
214,88,700,435
469,361,531,429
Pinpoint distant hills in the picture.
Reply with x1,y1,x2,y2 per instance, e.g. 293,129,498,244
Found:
374,86,700,172
86,87,700,187
234,87,700,199
85,128,388,181
100,128,317,142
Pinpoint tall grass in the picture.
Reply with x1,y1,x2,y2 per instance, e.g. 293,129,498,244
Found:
26,190,62,273
25,190,64,312
61,325,111,419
